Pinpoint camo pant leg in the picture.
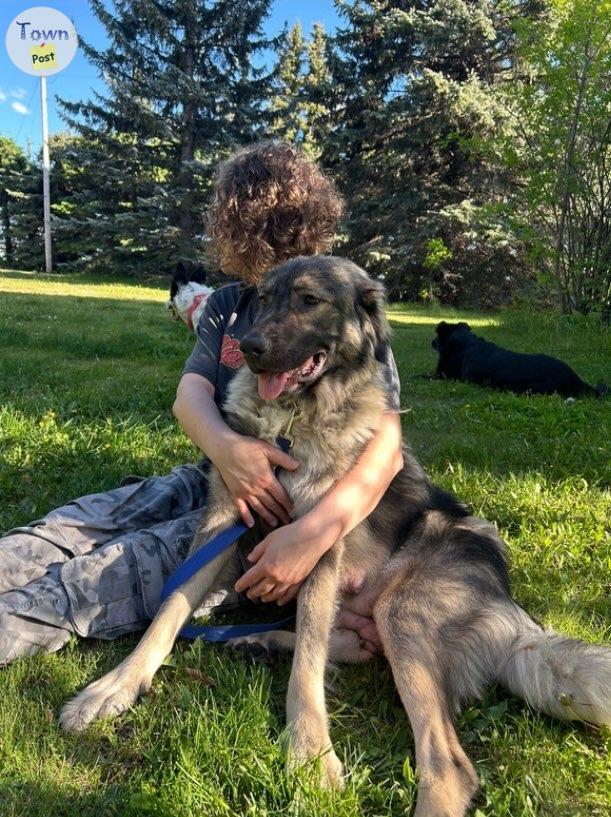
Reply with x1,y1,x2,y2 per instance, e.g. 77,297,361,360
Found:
0,465,243,665
0,464,210,593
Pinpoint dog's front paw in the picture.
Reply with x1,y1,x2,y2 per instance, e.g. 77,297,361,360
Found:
60,669,150,732
318,748,344,789
286,722,344,789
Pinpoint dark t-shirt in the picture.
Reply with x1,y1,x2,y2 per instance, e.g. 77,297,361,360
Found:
182,283,401,410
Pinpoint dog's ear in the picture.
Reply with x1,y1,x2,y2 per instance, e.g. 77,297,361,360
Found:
444,322,471,350
173,262,188,283
356,275,390,361
191,266,207,285
436,321,449,335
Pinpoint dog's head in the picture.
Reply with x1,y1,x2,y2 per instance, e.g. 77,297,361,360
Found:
166,263,213,330
240,256,389,402
432,321,473,352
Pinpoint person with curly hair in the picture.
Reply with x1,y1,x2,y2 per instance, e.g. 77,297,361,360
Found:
208,141,343,285
0,142,402,664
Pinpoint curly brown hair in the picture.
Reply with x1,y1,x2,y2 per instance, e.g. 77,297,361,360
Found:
207,142,343,285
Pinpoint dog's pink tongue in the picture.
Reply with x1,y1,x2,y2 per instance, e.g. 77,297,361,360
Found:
258,371,293,400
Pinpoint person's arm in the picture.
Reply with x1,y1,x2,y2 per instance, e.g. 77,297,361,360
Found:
234,411,404,603
173,373,299,527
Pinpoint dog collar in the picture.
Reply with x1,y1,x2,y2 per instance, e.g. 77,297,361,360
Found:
186,292,208,331
278,404,303,449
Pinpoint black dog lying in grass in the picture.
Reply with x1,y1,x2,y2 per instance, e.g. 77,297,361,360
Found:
432,321,606,397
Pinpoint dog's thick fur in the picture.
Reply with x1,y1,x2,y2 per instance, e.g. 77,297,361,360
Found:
61,257,611,817
433,320,606,397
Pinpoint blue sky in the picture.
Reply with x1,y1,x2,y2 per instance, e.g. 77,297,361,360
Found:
1,0,342,155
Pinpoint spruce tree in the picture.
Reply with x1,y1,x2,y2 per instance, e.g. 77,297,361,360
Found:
325,0,543,304
0,137,30,266
302,23,335,159
2,141,46,271
269,22,306,144
269,22,334,159
57,0,272,274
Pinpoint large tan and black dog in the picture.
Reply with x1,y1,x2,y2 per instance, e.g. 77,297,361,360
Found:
61,256,611,817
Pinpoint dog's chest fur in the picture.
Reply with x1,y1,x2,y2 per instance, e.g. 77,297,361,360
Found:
224,368,386,517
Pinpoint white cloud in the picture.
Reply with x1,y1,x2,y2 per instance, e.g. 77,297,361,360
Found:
11,101,29,115
0,89,6,103
10,87,27,100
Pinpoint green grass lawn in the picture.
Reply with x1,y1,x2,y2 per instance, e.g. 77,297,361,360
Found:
0,268,609,817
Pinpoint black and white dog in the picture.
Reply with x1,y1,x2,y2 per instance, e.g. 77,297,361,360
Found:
166,263,214,332
433,321,606,397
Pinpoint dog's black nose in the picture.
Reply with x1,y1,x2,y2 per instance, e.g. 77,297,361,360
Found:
240,333,269,357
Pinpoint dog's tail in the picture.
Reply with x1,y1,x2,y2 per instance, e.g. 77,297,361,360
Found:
497,607,611,726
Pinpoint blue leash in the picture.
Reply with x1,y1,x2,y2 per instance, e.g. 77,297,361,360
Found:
160,436,295,642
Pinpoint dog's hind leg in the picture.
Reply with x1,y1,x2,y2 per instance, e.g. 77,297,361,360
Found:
285,545,344,788
60,541,235,732
374,569,482,817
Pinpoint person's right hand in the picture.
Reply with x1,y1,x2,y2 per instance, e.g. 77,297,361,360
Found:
213,434,299,528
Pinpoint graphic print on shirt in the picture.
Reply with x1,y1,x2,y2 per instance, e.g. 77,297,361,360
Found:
220,334,245,369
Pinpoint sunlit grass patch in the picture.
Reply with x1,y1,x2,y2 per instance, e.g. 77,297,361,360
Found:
0,268,168,302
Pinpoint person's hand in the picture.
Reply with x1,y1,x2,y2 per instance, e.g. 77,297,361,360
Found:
213,433,299,527
234,516,334,605
335,609,383,656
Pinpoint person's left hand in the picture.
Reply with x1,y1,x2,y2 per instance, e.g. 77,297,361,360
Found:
234,517,333,605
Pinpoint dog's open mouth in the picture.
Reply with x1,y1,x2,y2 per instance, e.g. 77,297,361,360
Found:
257,352,328,400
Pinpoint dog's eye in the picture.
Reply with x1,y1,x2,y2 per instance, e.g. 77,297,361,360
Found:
258,293,270,307
302,294,321,306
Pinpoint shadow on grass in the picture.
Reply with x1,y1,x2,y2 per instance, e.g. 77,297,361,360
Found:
0,779,136,817
0,404,201,534
0,288,192,430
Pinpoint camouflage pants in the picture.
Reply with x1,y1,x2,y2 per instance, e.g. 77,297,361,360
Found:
0,465,243,666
